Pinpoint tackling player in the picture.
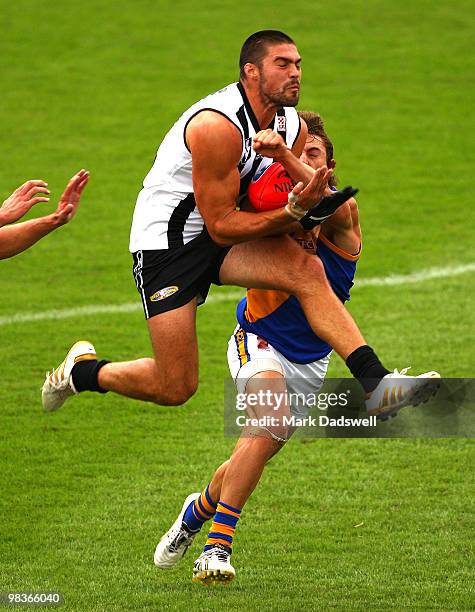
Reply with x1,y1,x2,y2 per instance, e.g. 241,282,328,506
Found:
42,31,438,421
153,112,440,585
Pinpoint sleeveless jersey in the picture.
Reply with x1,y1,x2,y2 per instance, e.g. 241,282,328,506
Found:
129,82,301,251
236,233,360,364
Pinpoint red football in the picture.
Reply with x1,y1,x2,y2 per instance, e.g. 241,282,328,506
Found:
247,162,294,211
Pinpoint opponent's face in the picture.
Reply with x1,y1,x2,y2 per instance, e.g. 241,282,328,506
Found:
300,135,329,169
257,43,301,107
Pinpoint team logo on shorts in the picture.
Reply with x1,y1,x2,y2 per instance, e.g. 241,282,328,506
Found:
150,286,179,301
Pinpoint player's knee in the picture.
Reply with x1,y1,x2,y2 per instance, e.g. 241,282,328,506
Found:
149,378,198,406
247,427,289,450
292,254,328,296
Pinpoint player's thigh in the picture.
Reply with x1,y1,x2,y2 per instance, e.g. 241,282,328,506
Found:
147,298,199,387
219,234,323,291
227,328,291,442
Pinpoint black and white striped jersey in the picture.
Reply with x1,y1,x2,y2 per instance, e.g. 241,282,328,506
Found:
129,82,301,251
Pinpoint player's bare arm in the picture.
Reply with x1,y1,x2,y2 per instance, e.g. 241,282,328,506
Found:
187,112,305,245
0,170,89,260
254,125,317,185
253,127,333,211
321,195,361,255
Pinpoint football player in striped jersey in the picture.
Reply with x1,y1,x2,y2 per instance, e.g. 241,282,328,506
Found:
43,32,425,425
153,112,439,585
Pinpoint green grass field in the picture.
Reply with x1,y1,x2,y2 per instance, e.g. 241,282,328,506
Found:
1,0,474,609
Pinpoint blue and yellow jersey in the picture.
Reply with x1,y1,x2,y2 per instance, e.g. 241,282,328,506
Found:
236,231,360,364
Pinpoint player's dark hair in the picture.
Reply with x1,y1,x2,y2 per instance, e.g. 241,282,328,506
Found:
298,111,338,187
239,30,295,79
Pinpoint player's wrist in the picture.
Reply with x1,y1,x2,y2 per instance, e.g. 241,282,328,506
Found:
272,145,291,161
44,212,62,229
284,193,307,220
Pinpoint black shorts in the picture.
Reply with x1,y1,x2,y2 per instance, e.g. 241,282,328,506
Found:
132,231,230,319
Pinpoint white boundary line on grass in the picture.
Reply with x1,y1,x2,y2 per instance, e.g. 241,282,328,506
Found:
0,262,474,327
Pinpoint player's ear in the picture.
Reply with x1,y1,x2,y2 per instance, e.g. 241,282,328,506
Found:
329,159,336,170
244,62,259,81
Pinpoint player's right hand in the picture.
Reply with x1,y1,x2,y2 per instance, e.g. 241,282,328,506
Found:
253,129,289,160
0,180,51,225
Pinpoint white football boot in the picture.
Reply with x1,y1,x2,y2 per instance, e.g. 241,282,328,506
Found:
42,341,97,412
154,493,201,569
192,544,236,585
366,367,441,419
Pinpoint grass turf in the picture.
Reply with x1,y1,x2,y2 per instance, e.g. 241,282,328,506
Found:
1,0,474,609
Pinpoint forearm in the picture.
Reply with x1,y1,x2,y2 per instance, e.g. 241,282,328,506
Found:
320,200,361,254
0,215,57,259
0,210,15,228
277,148,315,184
211,207,298,245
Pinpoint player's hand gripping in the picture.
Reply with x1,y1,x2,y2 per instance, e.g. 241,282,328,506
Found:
287,166,334,212
252,129,289,160
0,180,51,226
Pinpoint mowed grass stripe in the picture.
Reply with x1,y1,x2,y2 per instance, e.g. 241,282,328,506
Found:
0,261,473,327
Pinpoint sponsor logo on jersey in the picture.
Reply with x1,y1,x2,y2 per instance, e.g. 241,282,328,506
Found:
277,116,286,131
150,286,179,301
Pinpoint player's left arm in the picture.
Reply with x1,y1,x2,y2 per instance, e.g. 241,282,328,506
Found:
320,196,361,255
0,170,89,260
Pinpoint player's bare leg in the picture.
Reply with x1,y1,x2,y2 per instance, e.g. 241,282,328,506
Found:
193,372,288,585
220,235,365,359
42,299,200,410
210,436,281,507
97,299,199,405
220,236,440,415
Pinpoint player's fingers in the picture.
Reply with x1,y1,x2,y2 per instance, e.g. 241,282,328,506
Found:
25,186,50,199
291,181,304,196
28,197,50,206
254,129,272,140
62,203,74,220
305,166,327,193
60,174,82,200
254,130,279,147
56,203,73,221
18,179,48,194
76,174,90,195
265,132,282,146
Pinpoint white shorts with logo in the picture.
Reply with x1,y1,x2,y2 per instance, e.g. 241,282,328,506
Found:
227,325,330,416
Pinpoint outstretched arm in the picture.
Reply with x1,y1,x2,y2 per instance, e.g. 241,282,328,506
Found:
0,170,89,260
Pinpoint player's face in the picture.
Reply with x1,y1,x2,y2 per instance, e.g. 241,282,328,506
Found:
300,135,328,169
258,43,301,107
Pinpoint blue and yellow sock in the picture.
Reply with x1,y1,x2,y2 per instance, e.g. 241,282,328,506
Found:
204,501,241,551
182,484,217,532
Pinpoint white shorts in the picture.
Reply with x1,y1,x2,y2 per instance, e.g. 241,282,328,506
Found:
227,325,330,415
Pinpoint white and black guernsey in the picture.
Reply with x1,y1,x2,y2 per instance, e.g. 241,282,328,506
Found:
129,82,301,252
